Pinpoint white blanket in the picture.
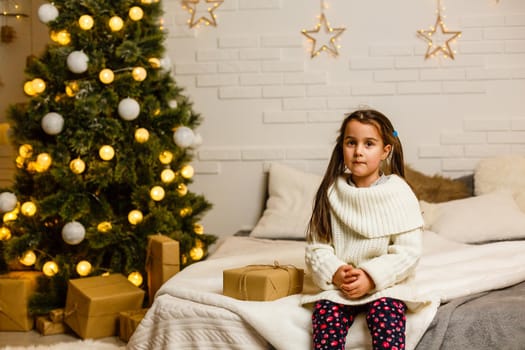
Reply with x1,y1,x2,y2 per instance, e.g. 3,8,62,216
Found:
128,232,525,350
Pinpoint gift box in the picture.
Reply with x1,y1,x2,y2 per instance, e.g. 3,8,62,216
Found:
146,234,180,305
0,271,42,331
36,315,70,336
49,308,64,323
223,263,304,301
64,273,145,339
118,308,148,342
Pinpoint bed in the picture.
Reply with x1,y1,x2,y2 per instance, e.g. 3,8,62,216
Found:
128,156,525,350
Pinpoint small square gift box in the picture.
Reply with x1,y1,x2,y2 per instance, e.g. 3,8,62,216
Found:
118,308,149,342
64,273,145,339
223,261,304,301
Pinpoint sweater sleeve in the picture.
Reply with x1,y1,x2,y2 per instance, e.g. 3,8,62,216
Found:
305,243,347,290
358,227,422,292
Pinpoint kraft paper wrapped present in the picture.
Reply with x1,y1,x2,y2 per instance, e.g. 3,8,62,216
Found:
118,308,148,342
223,262,304,301
146,234,180,305
64,273,145,339
36,315,70,336
49,308,64,323
0,271,42,331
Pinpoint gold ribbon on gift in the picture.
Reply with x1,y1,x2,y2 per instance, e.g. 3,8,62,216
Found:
237,261,302,300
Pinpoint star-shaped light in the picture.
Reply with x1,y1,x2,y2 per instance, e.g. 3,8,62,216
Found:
182,0,224,28
301,13,346,58
417,14,461,60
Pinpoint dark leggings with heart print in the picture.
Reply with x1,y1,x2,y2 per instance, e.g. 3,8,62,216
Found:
312,297,407,350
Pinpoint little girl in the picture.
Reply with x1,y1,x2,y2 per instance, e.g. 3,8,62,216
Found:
302,109,425,350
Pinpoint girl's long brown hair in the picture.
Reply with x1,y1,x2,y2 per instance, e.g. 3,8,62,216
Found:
306,109,405,243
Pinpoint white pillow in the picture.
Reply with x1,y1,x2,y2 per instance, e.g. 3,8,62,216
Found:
422,191,525,243
251,163,322,240
475,155,525,212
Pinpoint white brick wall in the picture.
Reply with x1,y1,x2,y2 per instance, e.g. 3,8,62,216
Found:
162,0,525,236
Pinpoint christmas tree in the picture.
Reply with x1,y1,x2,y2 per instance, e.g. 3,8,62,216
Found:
0,0,216,314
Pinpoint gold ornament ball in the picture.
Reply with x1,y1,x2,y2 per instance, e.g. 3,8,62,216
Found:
65,81,79,97
128,271,143,287
56,30,71,45
141,0,153,4
76,260,92,276
3,211,17,222
109,16,124,31
189,247,204,261
128,210,143,225
129,6,144,21
21,201,37,217
70,158,86,174
180,207,192,217
18,144,33,158
159,151,173,164
160,169,175,183
148,57,161,68
79,14,94,30
99,145,115,161
19,250,37,266
181,164,194,179
0,227,11,240
132,66,147,81
176,183,188,196
99,69,114,84
150,186,165,201
194,223,204,235
36,153,52,171
134,128,149,143
32,79,46,94
42,261,59,277
23,81,36,96
97,221,112,233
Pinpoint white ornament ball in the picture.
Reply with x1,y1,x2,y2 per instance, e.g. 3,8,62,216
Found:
0,192,17,212
118,98,140,121
173,127,195,148
168,100,177,109
67,51,89,74
192,132,203,147
41,112,64,135
61,221,86,245
38,4,59,23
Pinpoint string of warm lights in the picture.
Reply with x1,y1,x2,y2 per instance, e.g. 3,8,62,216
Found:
417,0,462,60
301,0,346,58
181,0,224,28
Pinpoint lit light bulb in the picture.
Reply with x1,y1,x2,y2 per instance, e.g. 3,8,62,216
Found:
42,261,59,277
194,223,204,235
0,227,11,240
99,68,114,84
129,6,144,21
159,151,173,164
36,153,52,172
189,247,204,261
21,201,37,216
76,260,92,276
160,169,175,183
108,16,124,31
3,211,17,222
150,186,165,201
128,271,143,286
132,67,147,81
97,221,112,233
70,158,86,174
56,30,71,45
23,81,36,96
19,250,37,266
99,145,115,161
79,14,94,30
148,57,161,68
18,144,33,158
180,207,192,217
128,210,143,225
32,78,46,94
180,164,194,179
134,128,149,143
176,183,188,196
65,81,79,97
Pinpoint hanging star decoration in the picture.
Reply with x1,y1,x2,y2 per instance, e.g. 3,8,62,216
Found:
417,11,461,60
301,12,346,58
181,0,224,28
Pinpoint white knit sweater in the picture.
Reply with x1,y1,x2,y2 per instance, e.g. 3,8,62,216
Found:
301,175,428,310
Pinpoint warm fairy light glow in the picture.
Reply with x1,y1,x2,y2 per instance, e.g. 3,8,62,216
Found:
128,210,143,225
189,246,204,261
177,183,188,196
66,81,79,96
51,30,71,45
0,227,11,240
43,261,59,277
79,14,94,30
97,221,112,233
129,6,144,21
159,151,173,164
21,201,37,216
31,78,46,94
134,128,149,143
132,67,147,81
99,145,115,161
182,0,224,28
180,164,194,179
150,186,165,201
18,144,33,158
128,271,143,286
19,250,37,266
180,207,192,217
70,158,86,174
193,223,204,235
301,12,346,58
76,260,92,276
160,169,175,183
108,16,124,31
99,68,115,84
148,57,161,68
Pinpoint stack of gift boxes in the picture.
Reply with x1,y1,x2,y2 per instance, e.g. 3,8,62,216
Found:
0,234,180,342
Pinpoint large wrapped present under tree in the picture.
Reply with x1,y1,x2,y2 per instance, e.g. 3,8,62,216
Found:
64,273,144,339
0,271,42,331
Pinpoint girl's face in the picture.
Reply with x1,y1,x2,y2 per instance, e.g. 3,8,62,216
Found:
343,119,391,187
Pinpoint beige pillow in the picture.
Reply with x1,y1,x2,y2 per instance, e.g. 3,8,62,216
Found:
251,163,321,240
422,191,525,243
475,156,525,212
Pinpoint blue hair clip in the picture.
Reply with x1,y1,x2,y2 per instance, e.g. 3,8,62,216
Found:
393,130,398,137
